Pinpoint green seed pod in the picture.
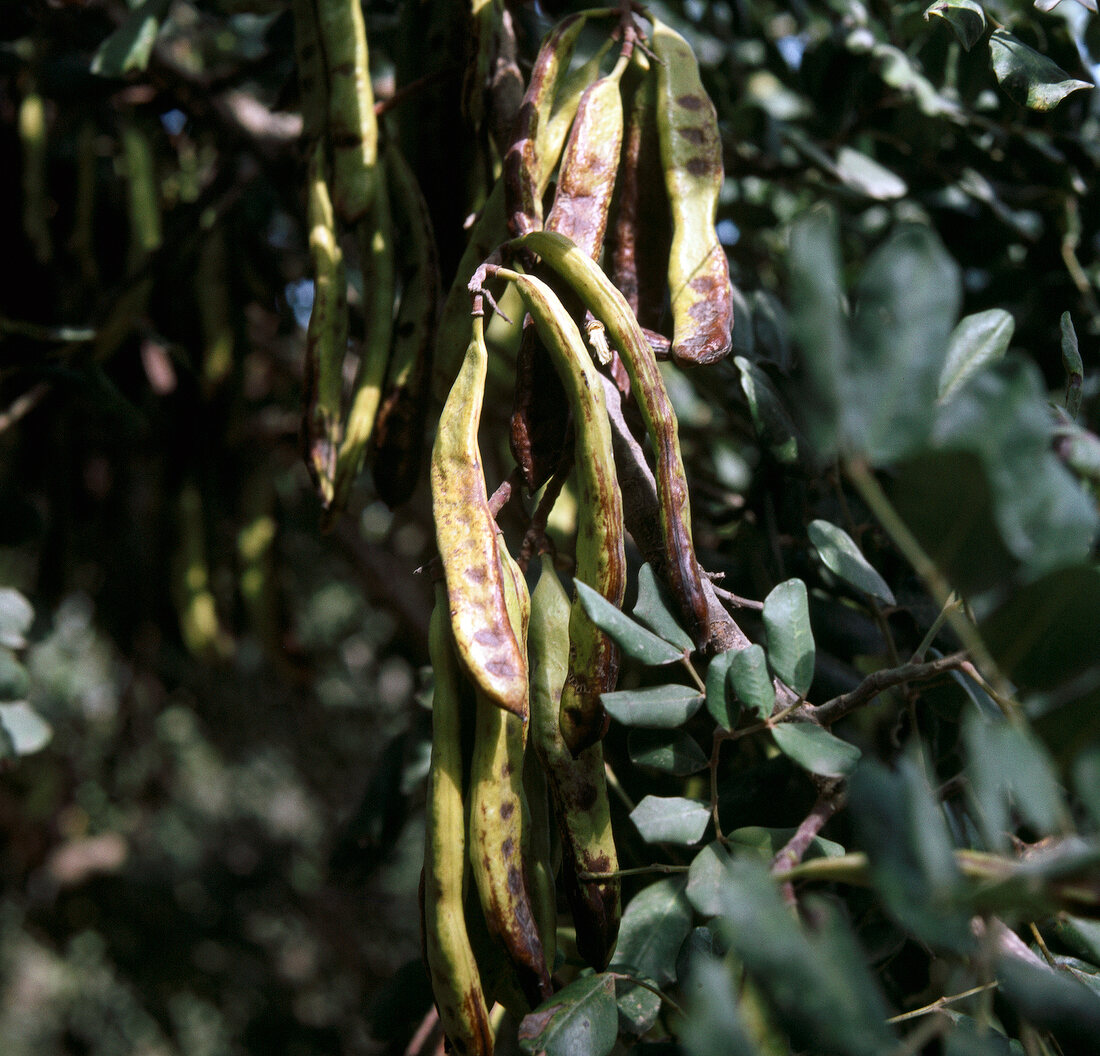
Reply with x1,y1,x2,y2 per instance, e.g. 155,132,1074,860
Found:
651,17,733,366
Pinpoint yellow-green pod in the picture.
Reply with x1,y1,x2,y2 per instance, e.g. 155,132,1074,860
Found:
122,123,162,266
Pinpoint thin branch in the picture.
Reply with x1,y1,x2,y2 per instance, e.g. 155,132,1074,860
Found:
888,982,998,1025
710,584,764,612
808,651,968,726
0,383,49,435
772,787,846,906
578,863,689,880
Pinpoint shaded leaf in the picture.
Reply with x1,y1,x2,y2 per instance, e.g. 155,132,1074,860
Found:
630,796,711,846
601,684,704,728
763,580,814,695
615,978,661,1038
705,650,737,729
0,649,29,701
0,702,52,757
611,876,692,986
1062,311,1083,419
0,589,33,650
938,309,1014,403
848,755,974,952
1053,916,1100,965
518,973,618,1056
628,728,708,775
1074,744,1100,828
808,520,896,604
575,580,684,666
91,0,174,78
924,0,987,50
634,564,694,652
736,356,801,463
678,954,758,1056
727,645,774,720
771,721,861,778
686,841,734,918
996,955,1100,1047
989,29,1093,110
728,825,846,860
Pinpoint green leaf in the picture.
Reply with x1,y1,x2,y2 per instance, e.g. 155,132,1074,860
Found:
924,0,987,50
575,580,684,666
1062,311,1083,420
630,796,711,845
834,146,908,200
762,580,814,695
727,645,774,720
808,520,896,604
601,684,704,728
1053,916,1100,965
735,357,801,463
611,876,693,986
995,954,1100,1046
614,978,661,1038
771,721,861,778
0,589,33,650
728,826,846,860
989,29,1093,110
1074,744,1100,828
628,728,708,775
90,0,174,78
848,755,973,952
633,564,695,652
715,857,898,1055
518,973,618,1056
686,841,735,918
705,650,737,729
0,649,29,701
678,954,758,1056
963,709,1068,850
938,308,1014,403
0,702,52,757
942,1017,1016,1056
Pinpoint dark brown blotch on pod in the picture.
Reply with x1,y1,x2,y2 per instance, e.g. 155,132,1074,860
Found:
500,800,515,821
677,94,707,110
677,127,708,145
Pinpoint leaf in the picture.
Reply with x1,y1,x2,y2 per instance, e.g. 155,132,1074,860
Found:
727,645,775,720
963,709,1068,850
762,580,814,695
686,841,735,918
0,702,53,757
518,973,618,1056
995,955,1100,1047
1053,916,1100,965
614,978,661,1038
90,0,174,78
808,520,896,604
728,826,846,860
611,876,693,986
601,684,705,728
735,357,801,463
848,755,974,952
705,650,737,729
1074,744,1100,828
834,147,908,200
714,857,898,1055
989,29,1093,110
630,796,711,846
1062,311,1083,419
628,728,708,775
0,589,33,649
937,309,1014,403
633,564,695,652
771,721,861,778
0,649,29,701
924,0,987,50
575,580,684,666
678,954,758,1056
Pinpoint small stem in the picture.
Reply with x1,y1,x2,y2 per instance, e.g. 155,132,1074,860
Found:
604,760,635,813
887,982,998,1025
710,584,764,612
910,592,962,663
681,656,706,693
1029,922,1057,967
578,863,689,880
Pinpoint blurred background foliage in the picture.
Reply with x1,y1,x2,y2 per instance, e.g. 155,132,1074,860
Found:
0,0,1098,1053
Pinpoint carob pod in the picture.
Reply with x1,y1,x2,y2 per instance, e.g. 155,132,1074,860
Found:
529,554,621,969
301,142,348,505
423,583,494,1056
492,267,625,754
313,0,378,224
431,315,527,718
468,541,552,1009
509,322,571,492
370,142,440,507
651,16,733,366
512,229,710,647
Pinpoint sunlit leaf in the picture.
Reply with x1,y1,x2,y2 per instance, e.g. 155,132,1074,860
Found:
924,0,987,50
0,589,33,650
601,684,704,728
763,580,814,695
727,645,775,719
0,702,52,757
518,973,618,1056
628,728,708,775
938,309,1014,403
686,841,735,918
989,29,1093,110
630,796,711,845
611,876,693,986
808,520,896,604
634,564,695,652
772,721,860,778
91,0,174,78
835,147,908,199
575,580,684,665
